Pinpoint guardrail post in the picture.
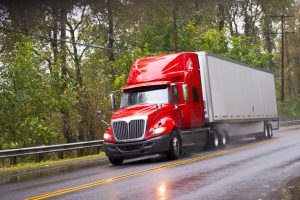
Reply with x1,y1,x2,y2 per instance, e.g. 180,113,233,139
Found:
35,154,44,162
58,151,63,159
96,147,100,154
77,149,83,157
10,157,17,166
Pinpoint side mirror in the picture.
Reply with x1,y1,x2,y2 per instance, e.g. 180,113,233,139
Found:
182,84,189,102
110,93,116,111
156,104,162,110
96,110,103,118
96,110,110,126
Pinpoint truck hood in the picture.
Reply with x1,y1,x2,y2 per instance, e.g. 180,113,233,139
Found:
112,104,159,119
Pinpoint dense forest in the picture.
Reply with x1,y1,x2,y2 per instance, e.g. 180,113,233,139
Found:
0,0,300,150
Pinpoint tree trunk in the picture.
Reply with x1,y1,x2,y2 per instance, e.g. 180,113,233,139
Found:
229,5,239,36
217,1,225,31
68,24,83,88
261,11,275,72
285,34,295,98
172,0,179,52
243,1,251,37
296,55,300,93
280,16,285,102
49,6,59,73
107,0,115,62
7,2,28,32
59,4,73,143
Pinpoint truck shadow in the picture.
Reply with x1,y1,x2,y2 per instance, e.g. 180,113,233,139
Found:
120,136,278,166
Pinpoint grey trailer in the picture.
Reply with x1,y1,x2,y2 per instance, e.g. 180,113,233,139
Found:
196,51,278,138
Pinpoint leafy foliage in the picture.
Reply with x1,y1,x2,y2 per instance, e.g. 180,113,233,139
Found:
279,96,300,120
0,37,64,149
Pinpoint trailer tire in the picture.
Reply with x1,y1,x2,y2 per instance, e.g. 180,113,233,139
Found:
218,133,227,148
108,157,123,165
263,123,269,139
209,129,219,149
268,124,273,139
256,123,269,141
167,130,182,160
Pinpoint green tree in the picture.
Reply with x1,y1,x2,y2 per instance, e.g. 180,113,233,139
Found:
0,37,64,149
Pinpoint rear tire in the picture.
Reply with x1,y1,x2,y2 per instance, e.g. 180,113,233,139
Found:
263,123,269,139
109,157,123,165
268,124,273,139
209,129,219,149
218,133,227,148
167,131,182,160
256,123,269,141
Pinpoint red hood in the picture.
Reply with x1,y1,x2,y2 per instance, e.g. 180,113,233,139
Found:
112,104,159,119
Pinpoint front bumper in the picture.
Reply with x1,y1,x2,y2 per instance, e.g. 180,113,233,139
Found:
104,134,171,159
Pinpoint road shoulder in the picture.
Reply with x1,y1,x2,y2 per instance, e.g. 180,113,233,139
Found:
0,155,108,183
282,176,300,200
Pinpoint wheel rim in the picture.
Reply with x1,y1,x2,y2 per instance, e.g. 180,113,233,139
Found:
173,137,180,155
214,133,219,147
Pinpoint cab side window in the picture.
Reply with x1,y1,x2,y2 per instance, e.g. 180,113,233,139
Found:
172,85,180,103
182,84,189,102
192,87,199,103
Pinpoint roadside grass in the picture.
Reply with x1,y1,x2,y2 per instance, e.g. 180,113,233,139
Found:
0,152,105,173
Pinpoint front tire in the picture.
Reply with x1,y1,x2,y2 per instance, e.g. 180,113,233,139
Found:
167,131,182,160
109,157,123,165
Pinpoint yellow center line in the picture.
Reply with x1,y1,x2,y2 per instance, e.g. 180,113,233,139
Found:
25,139,271,200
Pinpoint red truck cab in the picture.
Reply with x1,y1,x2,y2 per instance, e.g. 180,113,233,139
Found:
103,52,208,165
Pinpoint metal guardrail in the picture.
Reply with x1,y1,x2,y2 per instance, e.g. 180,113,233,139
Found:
0,140,104,166
1,120,300,167
279,120,300,127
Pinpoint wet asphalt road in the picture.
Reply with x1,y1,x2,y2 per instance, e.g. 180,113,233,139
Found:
1,127,300,200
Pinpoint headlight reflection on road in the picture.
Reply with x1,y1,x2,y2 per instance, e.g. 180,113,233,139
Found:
157,182,167,200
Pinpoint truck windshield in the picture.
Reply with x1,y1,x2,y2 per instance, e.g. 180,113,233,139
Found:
120,85,169,108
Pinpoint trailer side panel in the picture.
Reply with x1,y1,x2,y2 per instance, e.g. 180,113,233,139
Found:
197,52,278,123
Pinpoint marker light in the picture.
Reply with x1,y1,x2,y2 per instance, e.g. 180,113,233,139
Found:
151,127,167,135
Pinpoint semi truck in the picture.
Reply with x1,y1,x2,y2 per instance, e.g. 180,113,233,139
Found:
103,51,278,165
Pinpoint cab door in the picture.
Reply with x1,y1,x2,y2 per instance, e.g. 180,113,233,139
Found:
183,53,205,127
170,83,183,128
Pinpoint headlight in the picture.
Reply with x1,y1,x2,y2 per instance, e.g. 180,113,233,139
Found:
103,133,112,141
151,127,167,135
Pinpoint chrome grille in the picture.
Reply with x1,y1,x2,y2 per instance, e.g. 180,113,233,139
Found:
112,118,146,141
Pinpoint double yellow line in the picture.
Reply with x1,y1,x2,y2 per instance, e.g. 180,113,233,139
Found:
26,140,270,200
